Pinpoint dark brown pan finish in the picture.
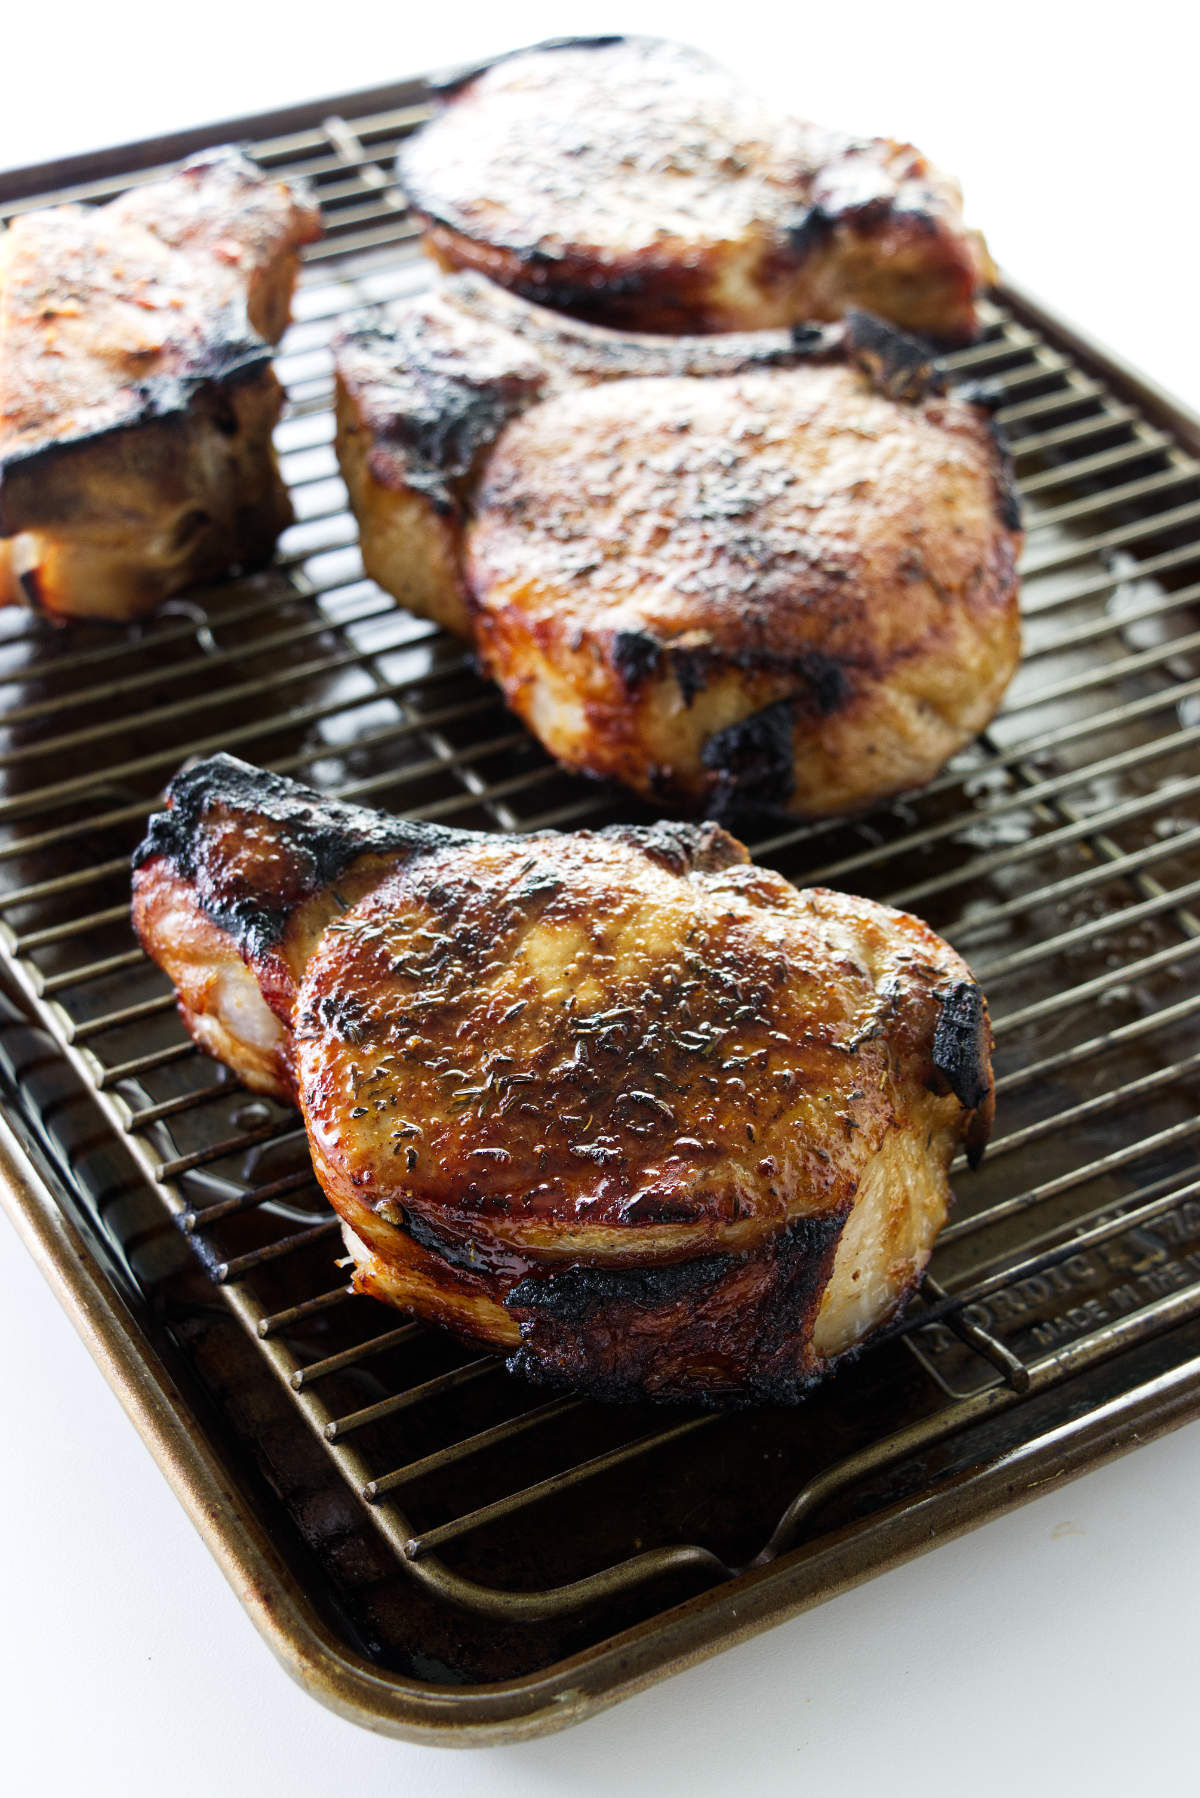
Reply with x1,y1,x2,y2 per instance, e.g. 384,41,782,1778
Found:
0,68,1199,1744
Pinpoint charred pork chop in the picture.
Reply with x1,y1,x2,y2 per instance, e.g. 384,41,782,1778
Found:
0,149,321,621
133,754,994,1403
398,36,993,343
336,275,1022,819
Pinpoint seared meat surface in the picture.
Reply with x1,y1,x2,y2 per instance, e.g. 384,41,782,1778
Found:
336,276,1022,819
0,149,320,621
133,754,994,1403
399,37,993,343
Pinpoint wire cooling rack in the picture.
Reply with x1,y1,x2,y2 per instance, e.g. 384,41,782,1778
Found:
1,83,1199,1740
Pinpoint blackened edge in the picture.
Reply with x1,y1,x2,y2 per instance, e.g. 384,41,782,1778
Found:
796,651,852,717
701,700,796,814
596,818,747,878
504,1253,734,1321
611,628,663,687
932,980,992,1113
844,309,946,403
785,203,836,257
133,754,448,878
132,754,474,954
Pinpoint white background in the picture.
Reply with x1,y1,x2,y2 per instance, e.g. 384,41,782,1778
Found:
2,4,1198,1793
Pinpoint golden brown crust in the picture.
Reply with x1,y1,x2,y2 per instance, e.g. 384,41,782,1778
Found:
132,755,994,1403
335,279,1022,819
399,37,992,343
0,149,321,621
104,149,319,346
469,362,1021,817
332,278,820,648
295,844,973,1256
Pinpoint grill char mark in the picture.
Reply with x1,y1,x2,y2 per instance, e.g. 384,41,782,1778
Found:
133,753,739,956
504,1211,849,1404
701,702,798,813
337,308,546,516
841,309,947,404
0,334,274,494
931,979,990,1112
133,753,470,957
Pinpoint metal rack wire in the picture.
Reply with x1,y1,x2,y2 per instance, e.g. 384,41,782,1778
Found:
2,87,1199,1718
